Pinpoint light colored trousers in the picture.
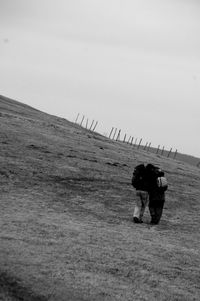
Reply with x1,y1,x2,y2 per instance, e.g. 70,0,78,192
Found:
133,190,149,220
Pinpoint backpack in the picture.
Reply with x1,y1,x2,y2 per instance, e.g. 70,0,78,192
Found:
146,164,168,190
131,164,145,189
157,176,168,188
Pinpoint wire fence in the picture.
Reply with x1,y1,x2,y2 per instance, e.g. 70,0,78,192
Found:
74,113,178,159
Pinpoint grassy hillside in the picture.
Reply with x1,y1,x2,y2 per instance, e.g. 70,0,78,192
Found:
1,95,200,301
143,146,200,167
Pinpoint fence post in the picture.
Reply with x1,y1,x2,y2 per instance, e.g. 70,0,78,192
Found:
161,146,165,156
167,148,172,158
80,115,85,126
93,121,98,131
156,145,160,154
89,120,94,130
143,142,148,150
137,138,142,149
173,149,178,159
113,128,117,140
75,113,80,123
127,136,131,144
116,129,121,141
123,134,126,143
86,118,89,129
147,142,151,152
109,127,114,139
130,137,134,145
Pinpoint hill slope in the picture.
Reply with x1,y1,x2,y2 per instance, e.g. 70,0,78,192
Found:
0,95,200,301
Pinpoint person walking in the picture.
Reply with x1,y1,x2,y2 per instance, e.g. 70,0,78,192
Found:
131,164,149,223
146,164,168,225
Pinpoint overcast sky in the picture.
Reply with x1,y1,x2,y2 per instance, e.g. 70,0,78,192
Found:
1,0,200,157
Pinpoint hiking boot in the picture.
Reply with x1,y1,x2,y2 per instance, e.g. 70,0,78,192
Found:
133,217,143,223
150,220,159,225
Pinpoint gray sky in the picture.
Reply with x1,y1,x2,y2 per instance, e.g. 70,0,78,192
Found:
1,0,200,157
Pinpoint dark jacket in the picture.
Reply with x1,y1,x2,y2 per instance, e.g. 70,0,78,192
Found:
148,188,166,205
145,164,167,205
132,165,149,191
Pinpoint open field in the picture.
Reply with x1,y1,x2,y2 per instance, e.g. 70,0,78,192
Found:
0,95,200,300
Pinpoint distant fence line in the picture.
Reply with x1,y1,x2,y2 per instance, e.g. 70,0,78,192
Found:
75,113,98,132
74,114,178,160
109,127,178,159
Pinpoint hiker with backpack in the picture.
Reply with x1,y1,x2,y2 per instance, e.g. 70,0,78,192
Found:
131,164,149,223
146,164,168,225
131,163,168,225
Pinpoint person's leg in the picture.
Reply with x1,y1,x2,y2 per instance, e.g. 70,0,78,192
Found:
133,191,143,223
153,202,165,224
149,205,157,224
139,191,149,221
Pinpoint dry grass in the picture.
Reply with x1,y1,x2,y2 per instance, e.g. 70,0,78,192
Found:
0,95,200,301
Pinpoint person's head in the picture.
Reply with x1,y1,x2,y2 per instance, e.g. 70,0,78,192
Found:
137,164,145,171
146,163,155,170
146,163,164,176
